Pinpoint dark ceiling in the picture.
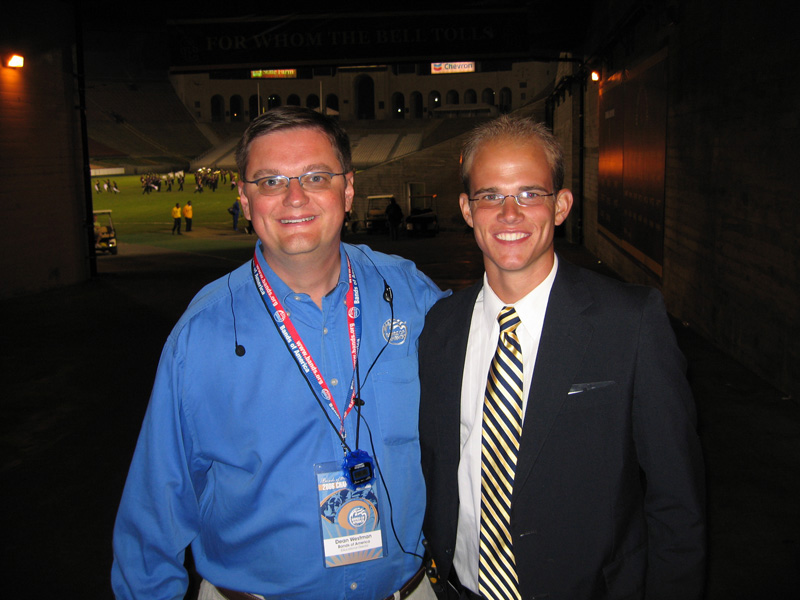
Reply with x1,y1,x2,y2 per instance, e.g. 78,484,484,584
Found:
78,1,598,77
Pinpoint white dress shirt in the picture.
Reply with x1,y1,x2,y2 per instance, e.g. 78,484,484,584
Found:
453,256,558,592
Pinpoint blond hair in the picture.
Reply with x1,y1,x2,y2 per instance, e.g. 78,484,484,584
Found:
460,115,565,193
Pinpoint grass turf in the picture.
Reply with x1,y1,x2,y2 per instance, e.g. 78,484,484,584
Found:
91,174,255,254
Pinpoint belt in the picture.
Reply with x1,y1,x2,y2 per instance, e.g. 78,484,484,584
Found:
214,586,261,600
215,566,426,600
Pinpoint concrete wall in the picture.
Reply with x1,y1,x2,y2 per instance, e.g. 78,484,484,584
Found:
1,3,91,298
553,0,799,396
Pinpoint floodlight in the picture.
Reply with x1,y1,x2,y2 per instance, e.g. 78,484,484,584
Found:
5,54,24,68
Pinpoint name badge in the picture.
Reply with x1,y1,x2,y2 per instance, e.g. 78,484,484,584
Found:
315,461,385,567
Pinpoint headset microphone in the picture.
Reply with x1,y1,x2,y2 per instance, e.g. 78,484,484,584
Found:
228,273,246,357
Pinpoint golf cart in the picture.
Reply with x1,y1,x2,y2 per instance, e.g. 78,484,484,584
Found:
93,209,118,255
405,194,439,236
364,195,394,234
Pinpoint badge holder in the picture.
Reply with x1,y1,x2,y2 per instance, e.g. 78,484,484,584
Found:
315,461,386,568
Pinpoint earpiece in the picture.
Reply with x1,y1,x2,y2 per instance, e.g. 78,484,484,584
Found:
228,273,246,358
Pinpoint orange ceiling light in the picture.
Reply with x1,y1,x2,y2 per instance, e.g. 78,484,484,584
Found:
5,54,25,68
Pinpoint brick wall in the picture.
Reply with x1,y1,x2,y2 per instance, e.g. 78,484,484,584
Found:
555,0,799,395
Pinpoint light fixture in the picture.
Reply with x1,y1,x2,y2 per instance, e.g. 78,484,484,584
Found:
5,54,24,68
590,70,600,82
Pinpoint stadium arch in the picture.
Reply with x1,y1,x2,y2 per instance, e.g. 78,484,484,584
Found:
211,95,224,122
355,75,375,120
410,92,423,118
230,94,244,121
392,92,405,119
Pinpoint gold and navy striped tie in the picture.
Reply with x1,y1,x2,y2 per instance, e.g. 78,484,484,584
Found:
479,306,523,600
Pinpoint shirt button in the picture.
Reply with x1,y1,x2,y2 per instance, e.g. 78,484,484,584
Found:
350,582,358,590
294,295,301,301
323,327,328,335
331,378,338,386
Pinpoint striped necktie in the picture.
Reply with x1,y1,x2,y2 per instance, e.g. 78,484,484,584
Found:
479,305,523,600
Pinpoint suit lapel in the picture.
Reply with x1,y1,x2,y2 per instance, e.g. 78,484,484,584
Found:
513,261,594,497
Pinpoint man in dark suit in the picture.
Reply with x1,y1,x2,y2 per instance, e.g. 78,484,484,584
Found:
419,116,705,600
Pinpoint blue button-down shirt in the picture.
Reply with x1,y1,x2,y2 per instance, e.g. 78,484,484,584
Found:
112,242,449,599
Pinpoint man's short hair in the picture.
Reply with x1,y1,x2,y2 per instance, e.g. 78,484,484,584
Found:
460,115,565,194
235,106,352,179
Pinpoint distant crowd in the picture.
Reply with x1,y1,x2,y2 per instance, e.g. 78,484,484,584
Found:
141,172,184,194
93,168,239,196
93,179,119,194
192,167,237,194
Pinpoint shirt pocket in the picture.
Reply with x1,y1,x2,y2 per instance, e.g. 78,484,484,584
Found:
368,355,421,446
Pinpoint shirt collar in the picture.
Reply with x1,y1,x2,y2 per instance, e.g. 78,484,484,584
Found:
255,241,348,305
481,254,559,332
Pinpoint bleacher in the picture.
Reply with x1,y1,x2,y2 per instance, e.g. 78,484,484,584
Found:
85,81,214,169
85,82,493,172
343,118,487,169
351,133,399,166
392,132,423,159
191,119,480,171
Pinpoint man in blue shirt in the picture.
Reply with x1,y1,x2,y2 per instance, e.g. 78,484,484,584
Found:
112,107,448,600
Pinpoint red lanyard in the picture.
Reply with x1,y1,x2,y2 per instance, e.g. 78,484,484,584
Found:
252,251,362,435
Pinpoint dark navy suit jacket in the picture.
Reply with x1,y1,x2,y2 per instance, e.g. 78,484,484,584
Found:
419,258,706,600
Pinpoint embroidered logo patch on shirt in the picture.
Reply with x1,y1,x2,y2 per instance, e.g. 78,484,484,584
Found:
382,319,408,345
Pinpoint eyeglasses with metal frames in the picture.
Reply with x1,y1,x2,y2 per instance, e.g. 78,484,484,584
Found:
467,191,555,208
242,171,347,196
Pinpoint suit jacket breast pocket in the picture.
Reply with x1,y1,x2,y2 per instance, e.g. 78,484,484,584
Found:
562,380,619,412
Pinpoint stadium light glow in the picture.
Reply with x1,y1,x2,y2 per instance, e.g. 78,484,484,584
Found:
5,54,24,68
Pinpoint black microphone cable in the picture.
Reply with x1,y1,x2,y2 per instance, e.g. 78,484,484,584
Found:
227,272,246,357
342,246,421,559
361,411,424,561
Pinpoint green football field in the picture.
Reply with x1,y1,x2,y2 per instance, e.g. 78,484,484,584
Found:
88,172,413,262
90,173,255,254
